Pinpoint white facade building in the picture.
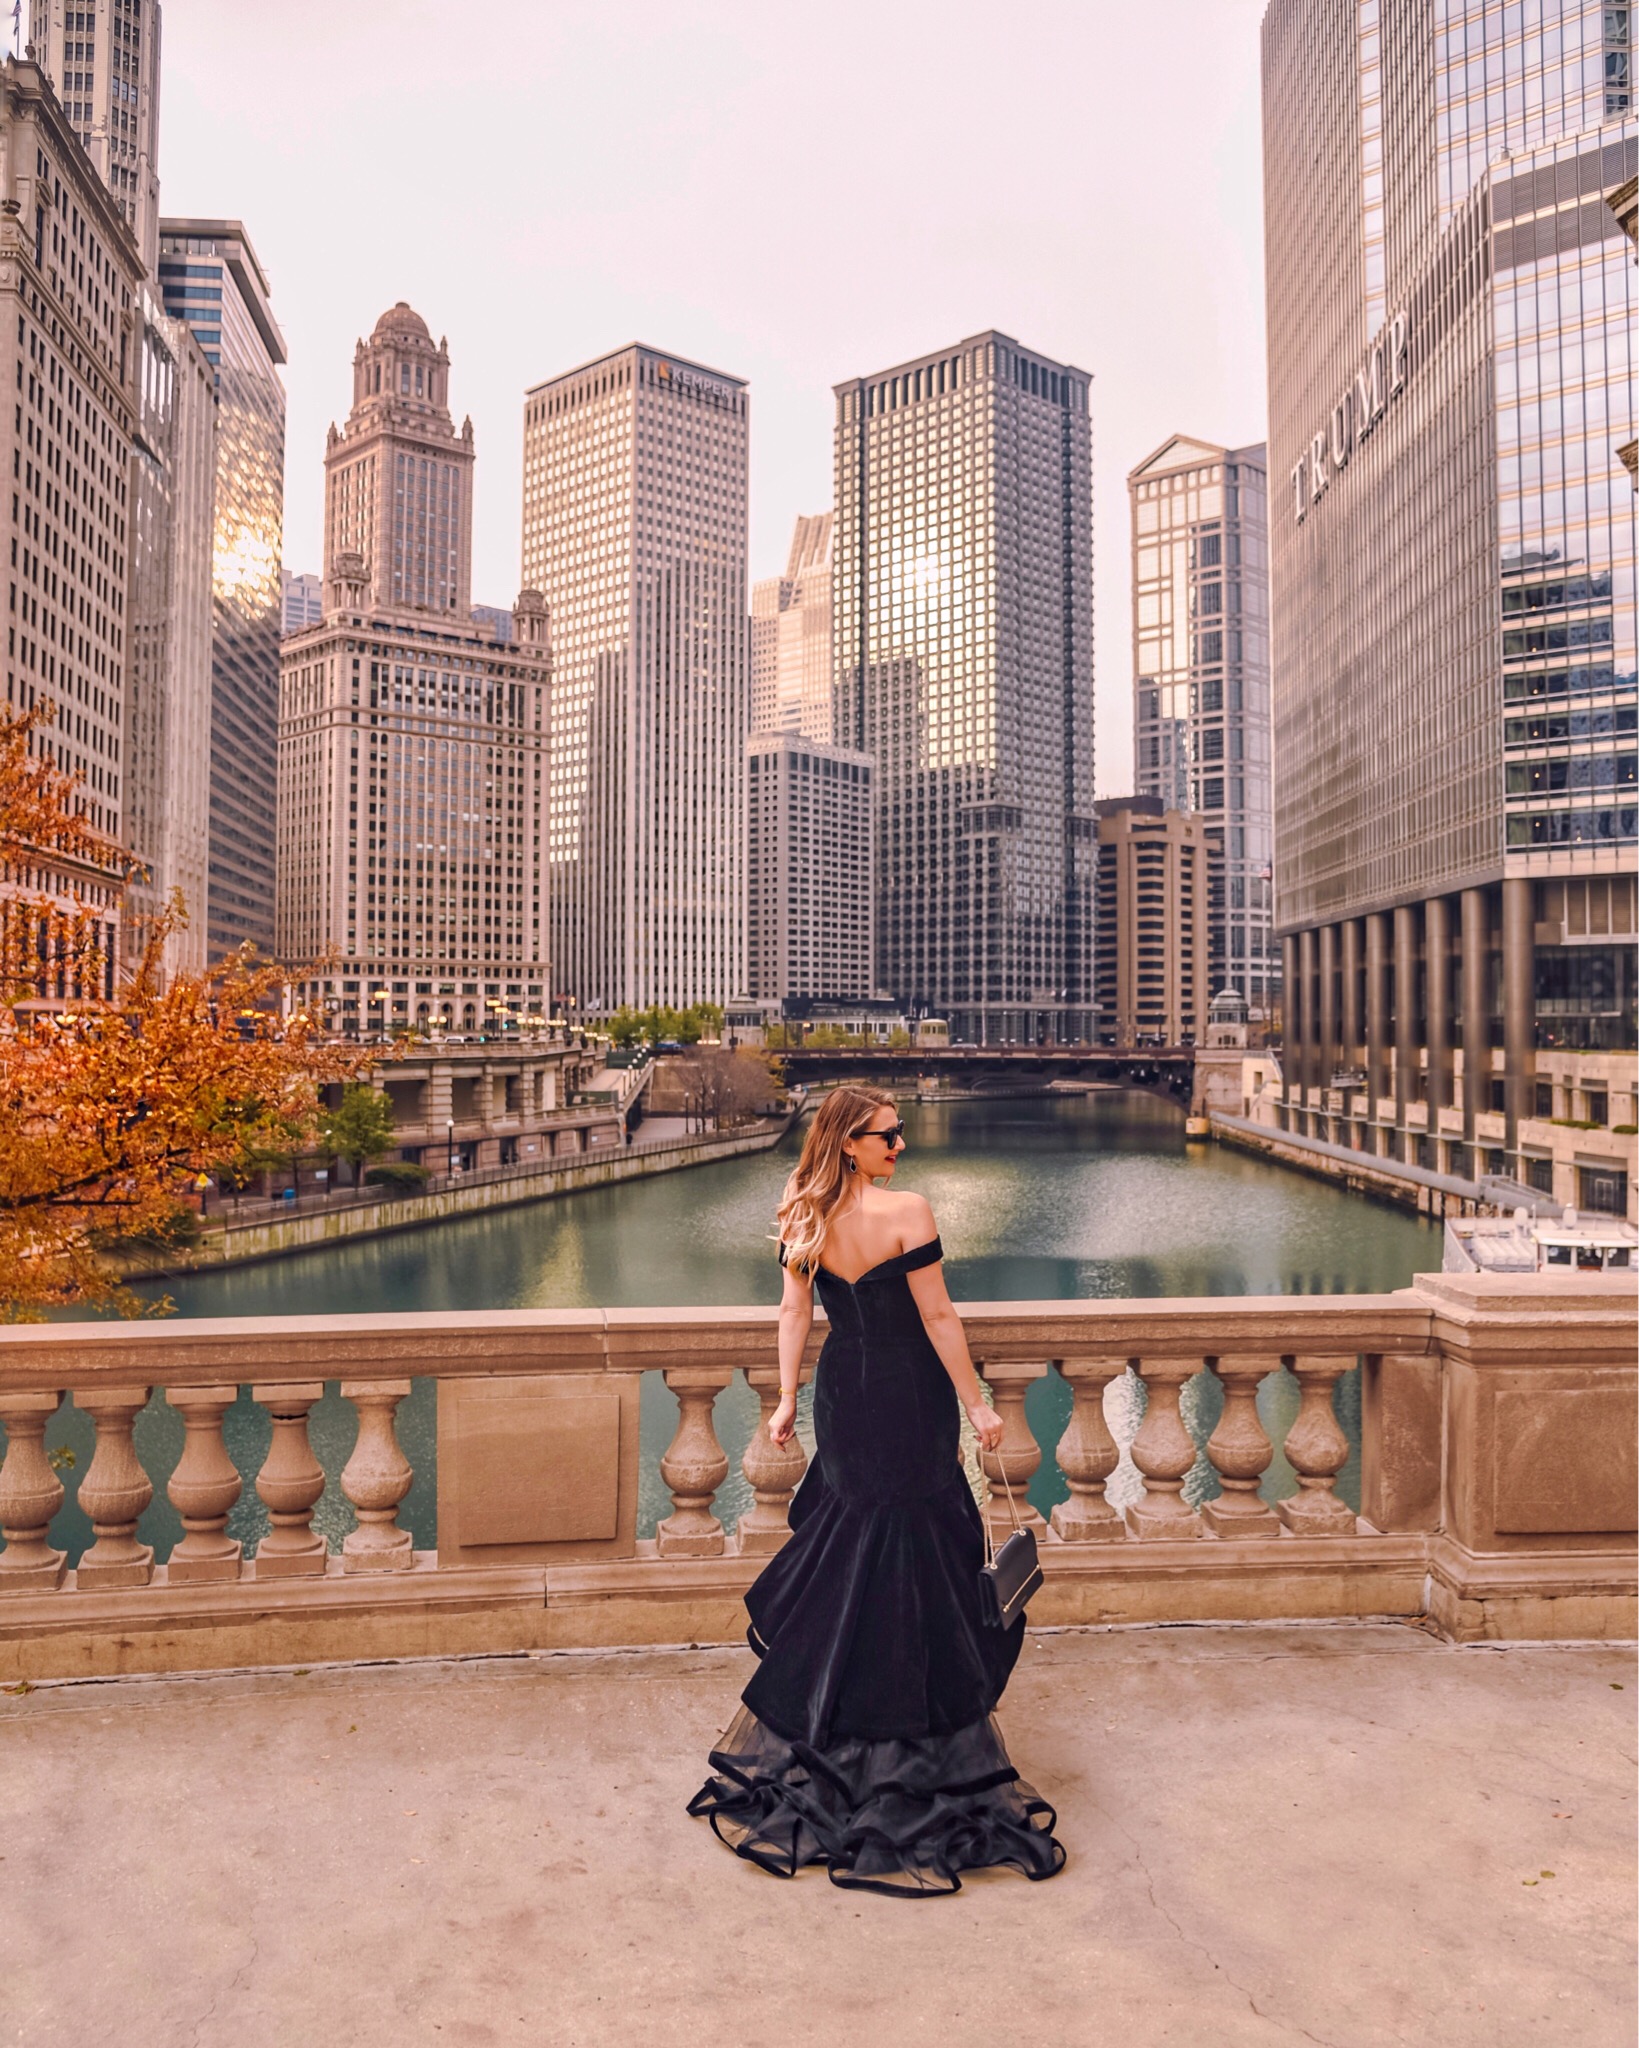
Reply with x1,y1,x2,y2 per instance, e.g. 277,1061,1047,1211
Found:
746,731,873,1004
750,511,833,741
33,0,162,271
521,344,749,1015
278,309,552,1040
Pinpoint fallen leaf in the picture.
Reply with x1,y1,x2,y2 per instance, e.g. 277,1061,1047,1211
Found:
1540,1870,1555,1878
1523,1879,1538,1887
1612,1683,1624,1691
2,1681,34,1697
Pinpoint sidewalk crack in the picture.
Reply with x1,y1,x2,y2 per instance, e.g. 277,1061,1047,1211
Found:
1091,1796,1344,2048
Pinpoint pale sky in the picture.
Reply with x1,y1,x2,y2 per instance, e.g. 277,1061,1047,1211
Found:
154,0,1270,792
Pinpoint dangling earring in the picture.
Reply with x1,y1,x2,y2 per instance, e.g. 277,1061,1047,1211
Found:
844,1154,856,1173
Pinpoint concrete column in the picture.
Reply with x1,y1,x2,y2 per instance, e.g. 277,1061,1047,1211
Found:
1318,923,1338,1089
1461,886,1489,1136
1502,875,1535,1156
1426,895,1454,1112
1281,934,1298,1092
424,1063,453,1131
1341,918,1363,1065
1297,927,1317,1101
1393,904,1418,1128
1365,912,1389,1107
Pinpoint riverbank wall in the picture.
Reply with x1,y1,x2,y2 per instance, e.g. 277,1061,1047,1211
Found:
126,1115,799,1280
1210,1112,1494,1219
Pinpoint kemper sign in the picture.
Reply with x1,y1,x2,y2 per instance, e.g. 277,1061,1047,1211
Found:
1290,310,1408,524
655,360,732,401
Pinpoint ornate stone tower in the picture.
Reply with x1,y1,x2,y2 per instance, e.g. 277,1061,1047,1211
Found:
323,302,475,617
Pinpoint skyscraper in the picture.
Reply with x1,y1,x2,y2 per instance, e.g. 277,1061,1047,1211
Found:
0,53,144,999
1263,0,1636,1215
1093,797,1212,1049
833,332,1095,1045
750,511,833,740
158,218,286,960
521,345,748,1014
280,569,322,637
1129,435,1275,1019
33,0,162,271
278,309,551,1039
746,732,873,1005
324,303,474,619
125,285,215,977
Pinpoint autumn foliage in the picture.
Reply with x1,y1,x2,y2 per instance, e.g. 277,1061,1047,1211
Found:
1,703,367,1314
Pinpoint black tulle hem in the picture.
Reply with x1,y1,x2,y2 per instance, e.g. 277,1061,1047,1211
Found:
687,1706,1066,1897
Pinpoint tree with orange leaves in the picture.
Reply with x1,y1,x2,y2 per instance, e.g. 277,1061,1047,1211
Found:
1,703,369,1314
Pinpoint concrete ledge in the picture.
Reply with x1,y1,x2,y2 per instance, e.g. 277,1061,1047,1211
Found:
1425,1534,1639,1643
133,1119,795,1278
1211,1111,1490,1216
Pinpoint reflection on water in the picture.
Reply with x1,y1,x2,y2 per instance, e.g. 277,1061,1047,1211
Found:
40,1092,1435,1557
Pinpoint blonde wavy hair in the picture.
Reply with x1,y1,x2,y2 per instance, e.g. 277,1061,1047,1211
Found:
775,1085,899,1274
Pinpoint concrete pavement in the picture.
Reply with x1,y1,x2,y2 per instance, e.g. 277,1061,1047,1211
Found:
2,1622,1633,2048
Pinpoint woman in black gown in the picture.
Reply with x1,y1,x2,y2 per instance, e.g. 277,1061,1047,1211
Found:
688,1085,1065,1895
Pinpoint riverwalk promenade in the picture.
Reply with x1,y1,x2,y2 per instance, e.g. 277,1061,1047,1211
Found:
3,1623,1632,2047
0,1270,1631,2042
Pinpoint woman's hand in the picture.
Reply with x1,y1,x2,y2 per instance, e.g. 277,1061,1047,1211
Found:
769,1390,798,1446
965,1400,1004,1454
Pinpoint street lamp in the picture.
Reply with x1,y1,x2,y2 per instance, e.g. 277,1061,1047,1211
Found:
446,1116,455,1179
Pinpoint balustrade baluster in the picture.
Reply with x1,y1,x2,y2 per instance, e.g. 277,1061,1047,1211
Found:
166,1386,244,1582
732,1367,807,1557
656,1368,731,1559
0,1391,67,1591
1048,1357,1127,1543
977,1360,1047,1544
1276,1355,1358,1536
251,1382,329,1577
76,1386,155,1588
340,1381,415,1571
1202,1355,1282,1539
1126,1359,1203,1539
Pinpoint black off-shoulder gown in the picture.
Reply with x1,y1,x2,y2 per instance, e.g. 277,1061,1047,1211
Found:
687,1237,1065,1895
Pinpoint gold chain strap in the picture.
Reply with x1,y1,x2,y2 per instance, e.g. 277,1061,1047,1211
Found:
983,1449,1025,1568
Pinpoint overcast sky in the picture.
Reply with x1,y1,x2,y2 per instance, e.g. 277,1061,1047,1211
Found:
154,0,1269,791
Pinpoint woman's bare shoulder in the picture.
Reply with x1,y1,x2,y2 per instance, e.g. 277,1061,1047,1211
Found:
876,1187,936,1236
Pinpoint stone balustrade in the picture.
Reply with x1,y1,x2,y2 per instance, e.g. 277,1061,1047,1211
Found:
0,1272,1632,1681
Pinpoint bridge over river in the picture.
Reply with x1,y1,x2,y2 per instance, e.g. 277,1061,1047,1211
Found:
769,1042,1197,1099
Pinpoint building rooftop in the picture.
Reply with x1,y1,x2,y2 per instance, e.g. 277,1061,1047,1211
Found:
3,1624,1628,2044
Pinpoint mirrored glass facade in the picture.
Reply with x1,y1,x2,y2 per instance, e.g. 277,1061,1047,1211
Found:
158,219,287,962
833,332,1095,1045
1262,0,1636,1214
1130,436,1274,1017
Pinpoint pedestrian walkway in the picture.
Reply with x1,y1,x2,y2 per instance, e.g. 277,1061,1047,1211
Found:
3,1623,1632,2046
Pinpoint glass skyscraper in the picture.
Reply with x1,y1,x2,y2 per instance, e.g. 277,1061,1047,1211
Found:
158,218,286,960
832,331,1096,1045
1130,435,1275,1019
1263,0,1636,1216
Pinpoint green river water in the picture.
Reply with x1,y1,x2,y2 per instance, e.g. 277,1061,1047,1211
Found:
38,1092,1440,1559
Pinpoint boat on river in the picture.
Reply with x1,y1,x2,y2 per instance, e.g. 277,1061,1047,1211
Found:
1443,1205,1636,1275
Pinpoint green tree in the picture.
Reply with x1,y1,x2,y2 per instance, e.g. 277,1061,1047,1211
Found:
323,1083,399,1181
605,1007,646,1050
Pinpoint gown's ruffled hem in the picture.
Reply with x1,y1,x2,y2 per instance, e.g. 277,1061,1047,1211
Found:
687,1705,1066,1897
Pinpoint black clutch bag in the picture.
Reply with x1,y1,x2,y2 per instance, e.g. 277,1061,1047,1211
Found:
978,1459,1043,1629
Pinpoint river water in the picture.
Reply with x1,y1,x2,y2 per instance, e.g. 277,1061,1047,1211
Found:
43,1092,1441,1560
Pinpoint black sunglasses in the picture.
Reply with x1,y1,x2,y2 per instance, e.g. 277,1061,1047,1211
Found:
851,1120,906,1148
